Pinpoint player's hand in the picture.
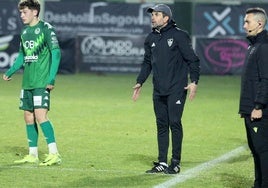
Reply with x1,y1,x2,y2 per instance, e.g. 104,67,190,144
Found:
132,83,142,101
46,85,54,91
2,74,11,81
184,82,197,101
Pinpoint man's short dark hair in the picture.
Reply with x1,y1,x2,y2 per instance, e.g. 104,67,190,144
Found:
246,7,267,25
246,7,266,16
18,0,40,17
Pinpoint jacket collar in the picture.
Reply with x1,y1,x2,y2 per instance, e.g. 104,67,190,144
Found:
247,30,267,45
153,19,176,33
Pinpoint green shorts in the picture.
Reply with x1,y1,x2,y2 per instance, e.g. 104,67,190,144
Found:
19,88,50,111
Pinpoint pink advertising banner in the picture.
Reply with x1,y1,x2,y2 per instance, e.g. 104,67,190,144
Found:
196,37,248,75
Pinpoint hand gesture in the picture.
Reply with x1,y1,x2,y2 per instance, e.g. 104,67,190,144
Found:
184,82,197,101
2,74,11,81
132,83,142,101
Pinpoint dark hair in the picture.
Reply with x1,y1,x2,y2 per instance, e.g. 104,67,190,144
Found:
246,7,267,25
246,7,266,16
18,0,40,17
162,12,168,18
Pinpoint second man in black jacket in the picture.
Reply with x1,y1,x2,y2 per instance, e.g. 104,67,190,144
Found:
239,7,268,188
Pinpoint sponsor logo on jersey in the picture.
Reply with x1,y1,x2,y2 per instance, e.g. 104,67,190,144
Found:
24,55,38,62
23,40,37,49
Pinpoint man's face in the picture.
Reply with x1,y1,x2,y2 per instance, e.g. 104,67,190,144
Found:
151,11,169,29
19,7,37,25
243,13,260,36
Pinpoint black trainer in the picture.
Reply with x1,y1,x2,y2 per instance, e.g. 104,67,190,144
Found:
146,161,168,173
164,159,181,174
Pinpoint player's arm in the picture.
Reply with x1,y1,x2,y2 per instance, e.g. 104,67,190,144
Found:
44,22,61,89
3,51,24,80
47,48,61,88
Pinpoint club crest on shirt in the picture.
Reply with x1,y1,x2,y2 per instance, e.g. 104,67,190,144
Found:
167,38,173,47
35,28,40,35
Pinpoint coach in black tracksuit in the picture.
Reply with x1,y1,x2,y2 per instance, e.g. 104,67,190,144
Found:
239,7,268,188
132,4,200,174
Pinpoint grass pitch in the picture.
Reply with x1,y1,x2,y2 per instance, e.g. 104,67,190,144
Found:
0,73,253,187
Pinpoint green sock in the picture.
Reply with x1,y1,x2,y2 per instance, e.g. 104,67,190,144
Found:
40,121,56,144
26,123,38,147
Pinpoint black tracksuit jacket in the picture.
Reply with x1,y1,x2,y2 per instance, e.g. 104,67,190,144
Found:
136,20,200,96
239,30,268,116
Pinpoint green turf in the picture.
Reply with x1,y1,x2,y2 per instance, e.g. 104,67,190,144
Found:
0,73,253,187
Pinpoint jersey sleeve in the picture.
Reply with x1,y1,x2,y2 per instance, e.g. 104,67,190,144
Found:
48,48,61,85
5,48,24,78
43,22,61,85
43,22,60,50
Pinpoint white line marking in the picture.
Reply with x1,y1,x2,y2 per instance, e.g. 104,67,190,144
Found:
0,165,142,174
153,145,247,188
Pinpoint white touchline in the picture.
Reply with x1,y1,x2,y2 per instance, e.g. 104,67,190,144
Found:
6,165,142,174
153,145,247,188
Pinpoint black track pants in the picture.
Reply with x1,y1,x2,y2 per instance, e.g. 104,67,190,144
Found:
153,91,186,163
244,116,268,188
